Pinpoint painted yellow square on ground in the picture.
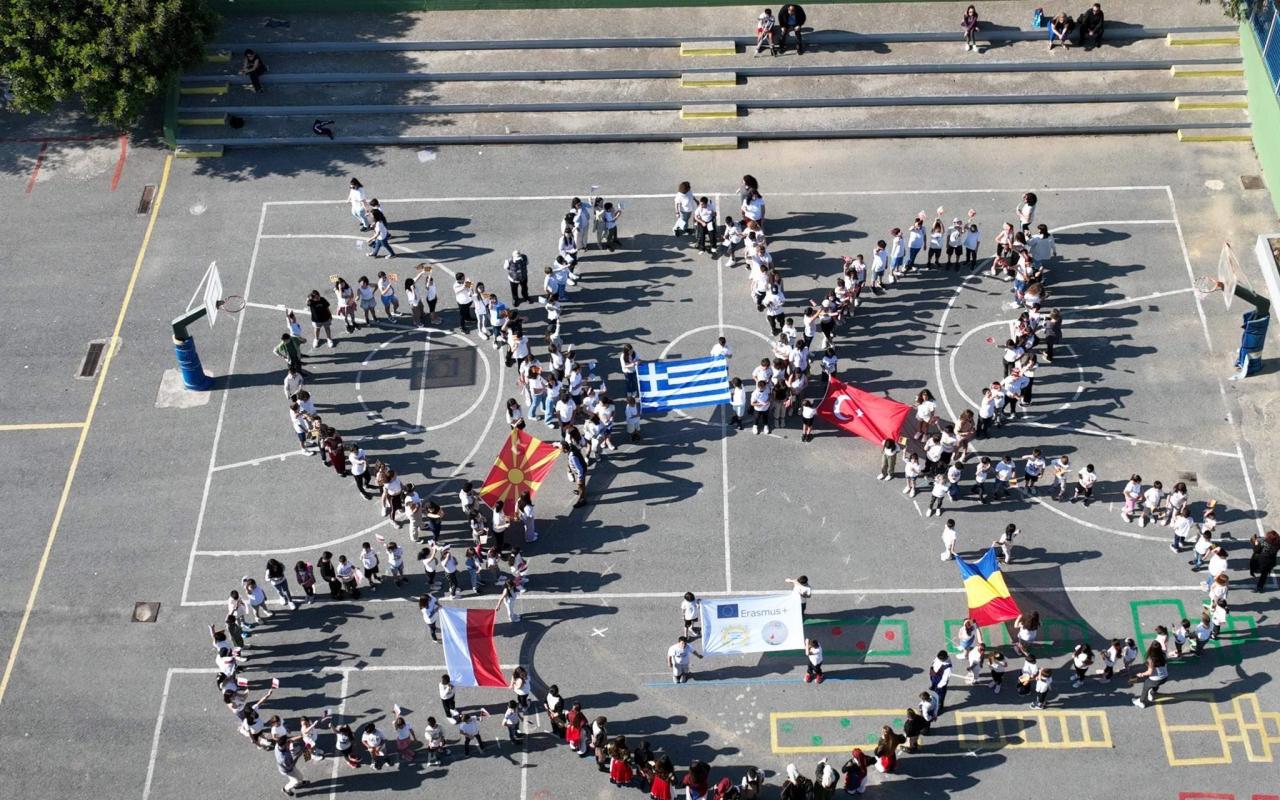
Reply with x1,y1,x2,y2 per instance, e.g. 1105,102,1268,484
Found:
770,709,906,754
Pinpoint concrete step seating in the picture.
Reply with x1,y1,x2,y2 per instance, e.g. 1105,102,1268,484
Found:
176,19,1249,153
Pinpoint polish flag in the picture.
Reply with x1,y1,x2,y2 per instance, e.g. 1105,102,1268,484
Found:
440,607,505,687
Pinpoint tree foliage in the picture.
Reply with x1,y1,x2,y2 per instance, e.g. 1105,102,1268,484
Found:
0,0,218,128
1219,0,1268,22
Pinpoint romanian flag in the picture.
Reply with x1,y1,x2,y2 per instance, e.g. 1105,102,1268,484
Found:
957,548,1021,626
479,428,561,509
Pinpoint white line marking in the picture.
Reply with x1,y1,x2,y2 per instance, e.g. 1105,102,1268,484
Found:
261,187,1168,208
448,347,504,479
1236,442,1266,538
181,204,265,605
716,193,732,594
140,668,175,800
328,669,348,800
195,518,392,557
1047,219,1174,232
1165,186,1213,350
1022,494,1168,542
179,586,1202,604
913,499,923,517
356,328,491,434
211,449,308,472
255,235,457,278
591,627,608,637
1011,420,1237,458
415,331,432,430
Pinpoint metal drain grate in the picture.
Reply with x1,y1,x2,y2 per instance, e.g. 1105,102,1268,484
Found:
79,341,106,379
137,184,156,214
1241,175,1264,191
132,602,160,622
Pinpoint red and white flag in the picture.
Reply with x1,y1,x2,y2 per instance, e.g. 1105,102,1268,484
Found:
440,607,505,687
816,377,913,445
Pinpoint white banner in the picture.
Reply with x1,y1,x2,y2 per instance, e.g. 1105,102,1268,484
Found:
698,593,805,655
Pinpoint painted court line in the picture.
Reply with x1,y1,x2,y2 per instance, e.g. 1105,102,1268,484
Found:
0,421,86,432
109,134,128,192
194,517,392,557
181,204,267,605
24,141,47,194
1166,186,1213,350
180,585,1200,606
715,191,732,594
0,155,172,709
260,186,1168,207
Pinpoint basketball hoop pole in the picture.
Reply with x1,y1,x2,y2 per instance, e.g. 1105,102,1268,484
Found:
171,307,214,391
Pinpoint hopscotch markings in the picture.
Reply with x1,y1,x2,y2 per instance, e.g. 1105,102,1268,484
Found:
955,709,1113,750
1156,691,1280,766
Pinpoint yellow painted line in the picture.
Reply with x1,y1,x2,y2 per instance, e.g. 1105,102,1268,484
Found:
176,145,225,158
1170,65,1244,78
955,709,1112,750
1167,34,1240,46
681,42,737,57
0,155,173,709
682,136,739,151
179,84,229,95
680,104,739,120
1173,97,1248,110
1177,129,1252,142
770,709,904,754
177,115,228,127
680,72,737,88
0,422,86,432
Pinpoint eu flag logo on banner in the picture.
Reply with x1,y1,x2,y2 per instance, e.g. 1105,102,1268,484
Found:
717,604,739,619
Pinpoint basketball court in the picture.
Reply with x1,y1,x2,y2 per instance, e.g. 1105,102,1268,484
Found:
2,137,1279,800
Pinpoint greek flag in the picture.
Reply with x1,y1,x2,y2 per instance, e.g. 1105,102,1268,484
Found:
637,355,731,412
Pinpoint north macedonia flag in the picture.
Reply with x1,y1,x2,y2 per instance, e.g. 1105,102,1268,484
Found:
479,428,562,509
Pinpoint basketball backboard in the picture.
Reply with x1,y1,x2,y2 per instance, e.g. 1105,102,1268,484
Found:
203,261,223,327
1217,243,1248,310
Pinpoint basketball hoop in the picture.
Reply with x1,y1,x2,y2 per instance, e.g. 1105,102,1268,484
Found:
217,295,246,313
1193,275,1222,296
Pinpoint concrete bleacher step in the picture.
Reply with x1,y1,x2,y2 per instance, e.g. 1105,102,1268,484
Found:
182,16,1247,151
177,101,1249,146
184,68,1244,110
187,37,1243,78
1176,127,1253,142
204,23,1238,57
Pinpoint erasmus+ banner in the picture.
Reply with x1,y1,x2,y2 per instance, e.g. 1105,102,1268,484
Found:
698,593,805,656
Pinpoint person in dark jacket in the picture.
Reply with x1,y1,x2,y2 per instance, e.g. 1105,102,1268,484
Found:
240,49,267,92
1251,529,1279,592
778,4,807,54
1079,3,1104,48
504,250,530,307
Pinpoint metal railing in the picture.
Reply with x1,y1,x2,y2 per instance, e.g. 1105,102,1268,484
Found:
1254,0,1280,93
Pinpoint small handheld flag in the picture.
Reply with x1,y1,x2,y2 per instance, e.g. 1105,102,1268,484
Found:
271,678,280,689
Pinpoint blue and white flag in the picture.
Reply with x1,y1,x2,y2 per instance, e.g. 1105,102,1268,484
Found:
637,355,731,412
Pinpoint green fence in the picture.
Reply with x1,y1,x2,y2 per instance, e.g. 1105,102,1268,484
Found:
209,0,1014,12
1244,7,1280,217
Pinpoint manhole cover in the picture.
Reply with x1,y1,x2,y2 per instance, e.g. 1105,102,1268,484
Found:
132,601,160,622
1241,175,1264,191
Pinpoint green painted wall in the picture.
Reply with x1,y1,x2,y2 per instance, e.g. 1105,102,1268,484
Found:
1243,21,1280,217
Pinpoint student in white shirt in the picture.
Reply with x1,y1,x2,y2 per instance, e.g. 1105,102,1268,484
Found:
1141,480,1166,529
673,182,695,236
786,575,813,613
1073,464,1098,505
667,636,702,683
680,592,701,638
347,178,370,230
805,639,825,683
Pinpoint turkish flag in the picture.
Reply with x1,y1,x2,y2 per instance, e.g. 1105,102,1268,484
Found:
816,377,913,445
